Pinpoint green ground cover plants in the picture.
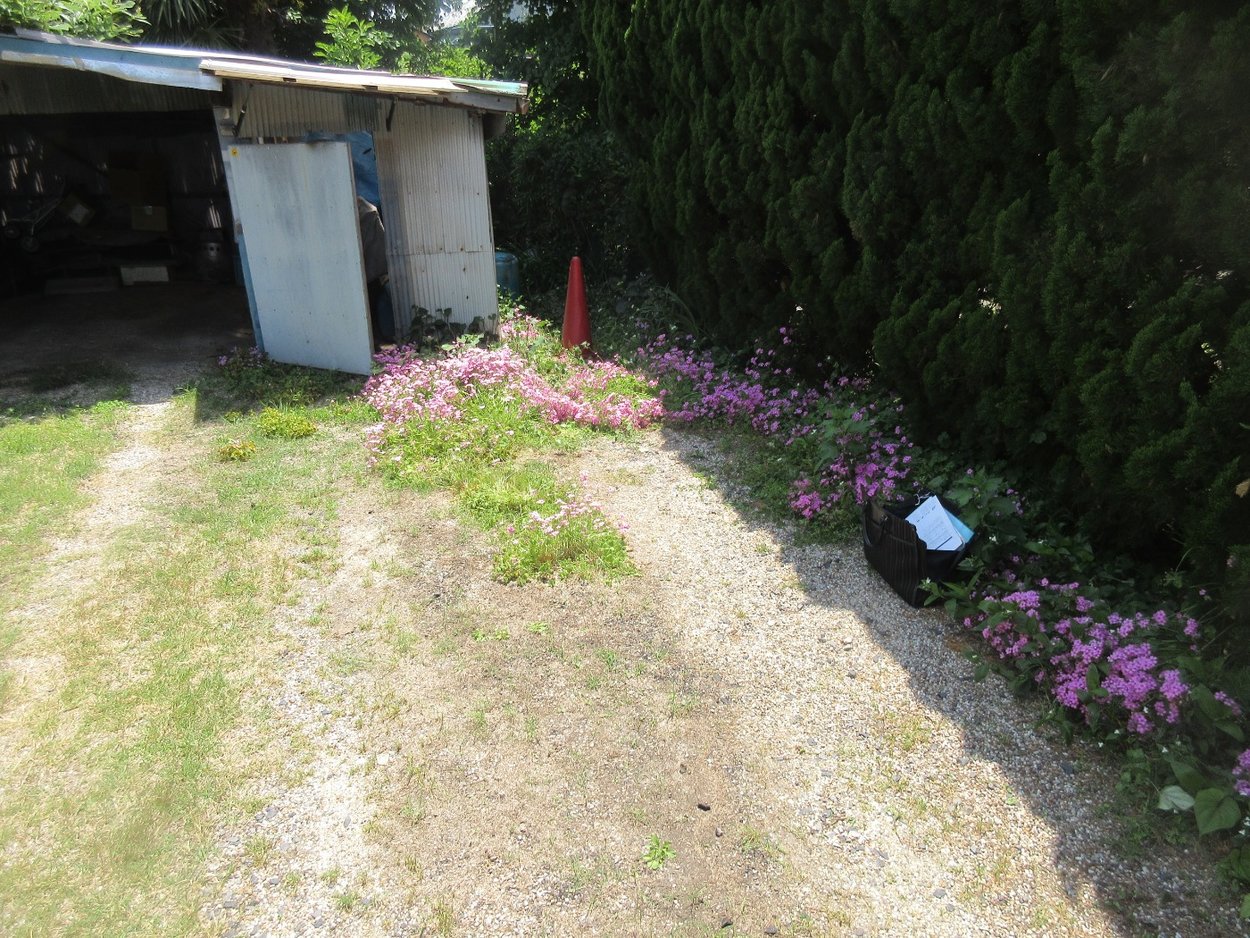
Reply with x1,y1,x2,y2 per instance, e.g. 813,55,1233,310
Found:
359,309,662,584
211,345,365,414
257,406,318,439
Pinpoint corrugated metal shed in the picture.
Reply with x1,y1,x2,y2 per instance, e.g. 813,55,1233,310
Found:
201,59,525,114
0,30,221,91
0,30,527,111
0,30,527,362
0,30,527,114
0,62,210,115
229,85,383,138
375,103,496,331
226,142,374,373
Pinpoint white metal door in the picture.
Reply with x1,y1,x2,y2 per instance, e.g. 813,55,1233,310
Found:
227,142,373,374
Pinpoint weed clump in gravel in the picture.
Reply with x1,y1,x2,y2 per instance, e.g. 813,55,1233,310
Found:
257,407,317,439
362,308,660,583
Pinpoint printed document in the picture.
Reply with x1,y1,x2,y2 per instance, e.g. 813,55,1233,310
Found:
906,496,967,552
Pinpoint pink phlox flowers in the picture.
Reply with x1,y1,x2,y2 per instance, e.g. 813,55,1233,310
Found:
363,344,661,442
521,496,624,538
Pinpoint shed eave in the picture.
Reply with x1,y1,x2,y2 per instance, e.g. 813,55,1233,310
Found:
445,77,529,97
0,31,527,114
0,35,222,92
200,60,526,114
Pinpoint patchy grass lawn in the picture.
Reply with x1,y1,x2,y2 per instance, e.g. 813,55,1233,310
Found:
0,400,130,703
4,317,1232,937
0,374,373,934
0,325,711,935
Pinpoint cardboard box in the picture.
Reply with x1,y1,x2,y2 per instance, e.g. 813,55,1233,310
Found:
130,205,168,232
119,263,171,286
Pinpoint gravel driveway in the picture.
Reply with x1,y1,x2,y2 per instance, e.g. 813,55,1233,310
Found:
197,423,1242,937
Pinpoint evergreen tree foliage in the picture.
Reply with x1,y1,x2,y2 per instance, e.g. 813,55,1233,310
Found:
585,1,1250,625
475,0,598,128
475,1,633,288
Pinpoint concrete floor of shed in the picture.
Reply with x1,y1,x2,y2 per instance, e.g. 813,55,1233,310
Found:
0,283,253,404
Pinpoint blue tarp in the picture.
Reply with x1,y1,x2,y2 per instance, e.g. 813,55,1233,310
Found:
304,131,379,205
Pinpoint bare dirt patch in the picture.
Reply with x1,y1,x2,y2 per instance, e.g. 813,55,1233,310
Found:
204,477,793,936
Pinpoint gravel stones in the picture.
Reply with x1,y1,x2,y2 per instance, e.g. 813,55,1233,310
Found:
572,428,1243,938
193,424,1243,937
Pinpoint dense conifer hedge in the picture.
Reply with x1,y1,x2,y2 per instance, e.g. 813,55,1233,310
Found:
584,1,1250,624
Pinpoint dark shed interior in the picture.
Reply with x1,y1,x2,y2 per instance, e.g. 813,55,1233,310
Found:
0,62,251,391
0,105,234,296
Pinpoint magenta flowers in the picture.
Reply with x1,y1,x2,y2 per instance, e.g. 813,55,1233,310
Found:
636,329,914,518
359,310,657,584
362,323,662,471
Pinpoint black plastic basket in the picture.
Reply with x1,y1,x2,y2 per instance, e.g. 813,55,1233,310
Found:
861,494,973,606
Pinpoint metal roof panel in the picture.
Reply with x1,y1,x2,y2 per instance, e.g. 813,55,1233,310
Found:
0,31,527,113
200,60,525,113
0,32,221,91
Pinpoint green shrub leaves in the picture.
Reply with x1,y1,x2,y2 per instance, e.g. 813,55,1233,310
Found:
584,1,1250,633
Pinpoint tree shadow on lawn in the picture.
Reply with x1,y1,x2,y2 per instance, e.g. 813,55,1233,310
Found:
657,425,1244,938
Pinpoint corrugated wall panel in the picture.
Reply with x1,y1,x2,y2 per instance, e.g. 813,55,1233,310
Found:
0,63,209,114
390,252,495,333
375,102,495,333
227,142,373,374
233,85,381,138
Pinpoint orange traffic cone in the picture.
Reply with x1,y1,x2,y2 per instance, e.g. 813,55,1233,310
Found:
561,256,592,351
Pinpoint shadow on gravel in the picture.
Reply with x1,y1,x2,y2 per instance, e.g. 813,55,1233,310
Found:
659,425,1242,938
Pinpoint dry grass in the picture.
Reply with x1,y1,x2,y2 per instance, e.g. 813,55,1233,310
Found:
0,391,363,935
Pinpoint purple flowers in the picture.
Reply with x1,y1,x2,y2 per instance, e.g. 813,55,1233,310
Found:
1216,691,1243,718
789,480,826,519
965,581,1225,741
1234,750,1250,797
638,333,822,437
636,329,914,516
